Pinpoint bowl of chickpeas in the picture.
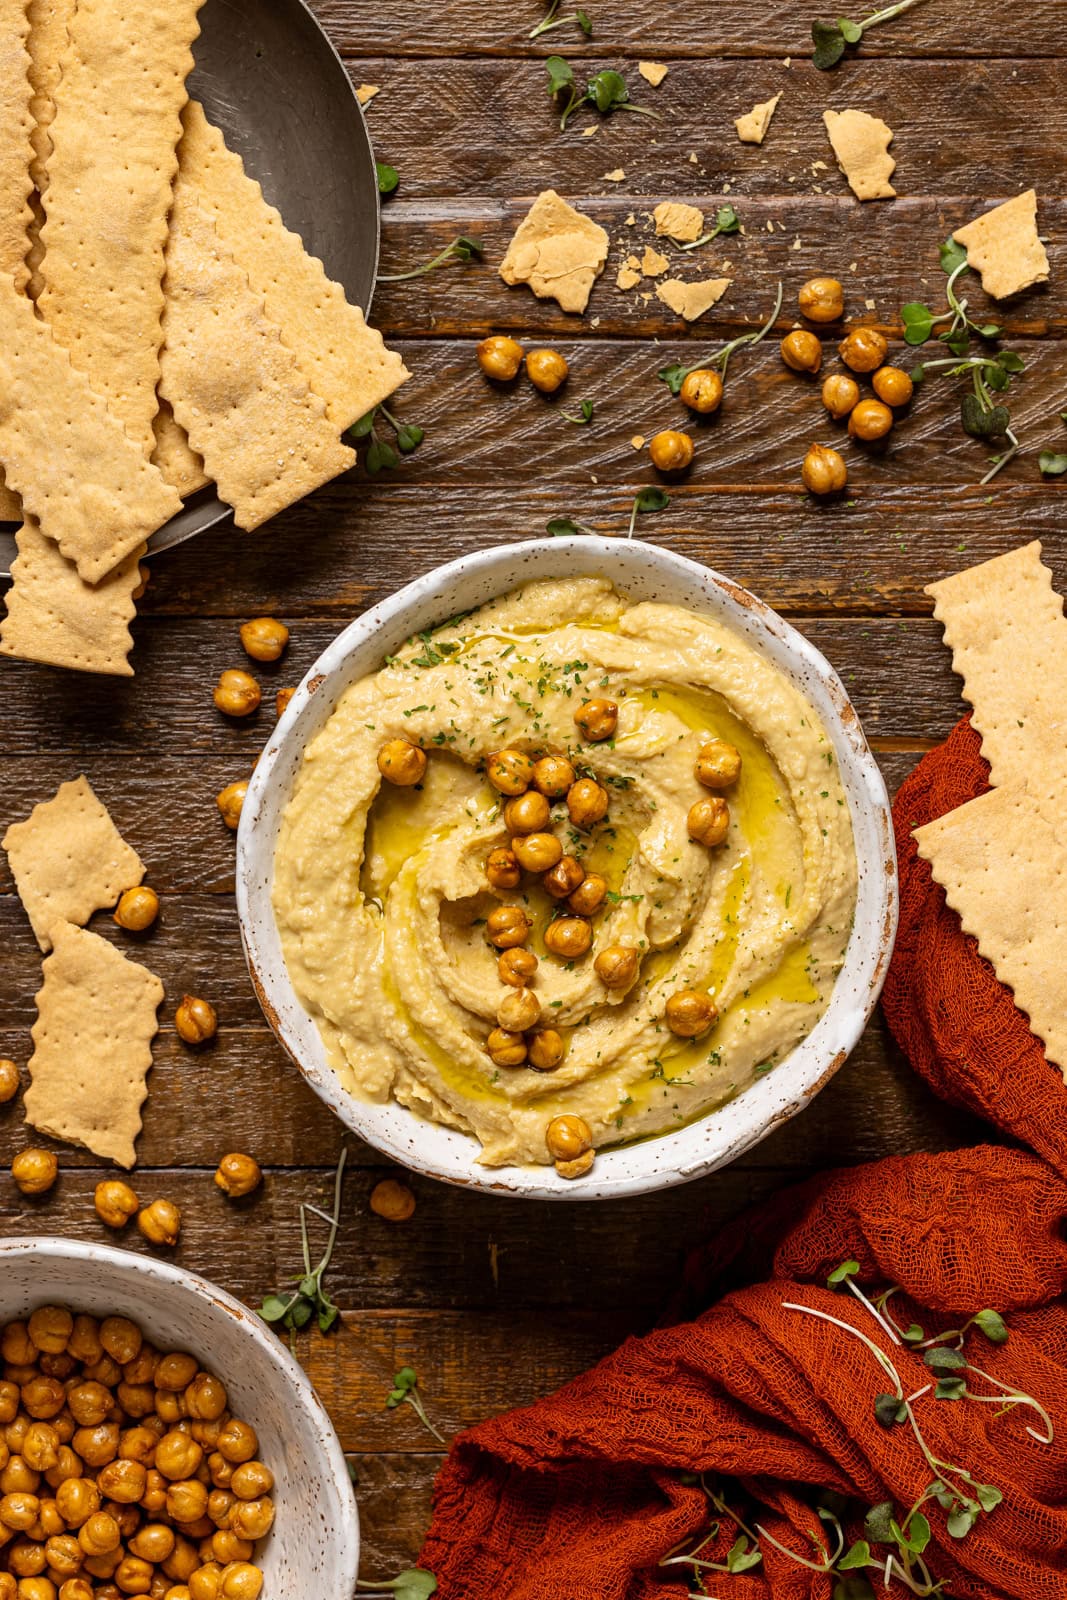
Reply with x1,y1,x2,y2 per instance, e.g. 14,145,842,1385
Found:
0,1238,359,1599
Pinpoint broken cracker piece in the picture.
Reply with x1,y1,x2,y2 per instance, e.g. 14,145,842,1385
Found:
822,109,896,201
499,189,609,315
653,201,704,242
616,256,642,291
603,168,625,182
0,519,141,676
735,92,782,145
630,434,645,450
160,175,355,532
24,920,164,1166
640,246,669,277
656,276,731,321
638,61,668,87
952,189,1049,302
3,775,145,950
356,83,379,105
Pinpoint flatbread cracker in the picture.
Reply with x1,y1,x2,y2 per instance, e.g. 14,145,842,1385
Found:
735,93,782,145
152,401,209,499
23,920,164,1167
925,542,1067,789
656,277,731,321
653,201,705,242
25,0,74,194
823,109,896,200
177,101,408,432
952,189,1049,301
0,519,141,676
499,189,609,315
3,775,145,949
37,0,203,454
0,0,33,291
0,276,181,579
160,177,355,531
915,784,1067,1077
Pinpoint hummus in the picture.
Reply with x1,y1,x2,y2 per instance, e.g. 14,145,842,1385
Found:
273,577,857,1170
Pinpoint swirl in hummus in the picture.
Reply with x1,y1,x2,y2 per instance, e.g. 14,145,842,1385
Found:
272,577,858,1172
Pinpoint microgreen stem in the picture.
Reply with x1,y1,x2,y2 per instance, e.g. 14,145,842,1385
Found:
782,1301,904,1396
751,1518,839,1573
962,1363,1054,1441
846,1277,902,1345
980,428,1019,485
858,0,926,32
377,236,482,282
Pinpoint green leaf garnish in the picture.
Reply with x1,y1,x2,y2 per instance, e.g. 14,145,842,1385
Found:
375,162,399,195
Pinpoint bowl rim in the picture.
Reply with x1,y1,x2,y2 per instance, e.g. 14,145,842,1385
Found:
0,1235,360,1588
237,536,898,1201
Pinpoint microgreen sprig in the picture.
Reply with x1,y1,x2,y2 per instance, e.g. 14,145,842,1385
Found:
558,399,595,424
546,487,669,541
657,281,783,395
258,1150,347,1339
909,352,1025,483
350,405,426,473
901,244,1000,357
355,1570,437,1599
529,0,592,38
812,0,927,69
386,1367,446,1443
673,204,741,252
377,235,483,283
546,57,657,131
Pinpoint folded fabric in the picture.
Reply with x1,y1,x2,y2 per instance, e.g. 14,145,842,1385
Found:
883,714,1067,1181
421,1146,1067,1599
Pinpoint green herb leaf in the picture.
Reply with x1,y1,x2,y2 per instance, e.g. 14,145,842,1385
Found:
838,16,863,42
863,1501,896,1545
960,395,1009,439
349,409,378,440
366,438,400,474
976,323,1002,340
1039,450,1067,476
587,67,629,112
972,1308,1009,1343
924,1345,967,1372
826,1258,860,1287
546,515,594,537
385,1366,445,1443
375,162,399,196
901,302,935,345
947,1501,979,1539
392,1573,438,1600
714,203,740,235
545,54,575,94
901,1323,924,1342
909,364,926,383
935,1375,968,1400
657,361,689,395
577,8,593,32
939,236,968,275
996,351,1025,373
976,1483,1003,1512
633,486,670,513
395,423,425,453
942,327,971,357
812,17,847,68
874,1393,906,1427
257,1152,348,1340
289,1297,314,1329
838,1539,871,1570
725,1536,762,1574
890,1512,930,1556
259,1295,292,1323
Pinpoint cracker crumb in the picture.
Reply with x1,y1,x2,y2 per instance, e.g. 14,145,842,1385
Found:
653,201,704,242
616,256,642,290
638,61,668,87
630,434,645,450
656,276,731,321
640,246,669,277
952,189,1049,300
356,84,380,105
792,237,802,250
865,297,876,310
688,152,698,164
581,124,598,138
499,189,609,314
735,92,782,145
822,109,896,201
625,212,636,225
603,168,626,182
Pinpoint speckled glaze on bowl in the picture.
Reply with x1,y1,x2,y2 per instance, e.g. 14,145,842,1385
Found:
237,537,897,1200
0,1238,359,1595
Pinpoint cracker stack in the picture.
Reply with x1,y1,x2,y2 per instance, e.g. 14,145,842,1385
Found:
0,0,408,676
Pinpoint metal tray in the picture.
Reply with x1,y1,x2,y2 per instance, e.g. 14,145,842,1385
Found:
0,0,379,578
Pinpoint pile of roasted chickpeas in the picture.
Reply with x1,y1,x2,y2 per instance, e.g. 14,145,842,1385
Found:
375,706,743,1177
0,1308,274,1599
476,337,570,396
782,276,914,496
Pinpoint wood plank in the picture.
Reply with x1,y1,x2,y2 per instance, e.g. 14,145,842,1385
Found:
372,195,1065,335
312,0,1067,60
349,1453,440,1582
352,60,1067,198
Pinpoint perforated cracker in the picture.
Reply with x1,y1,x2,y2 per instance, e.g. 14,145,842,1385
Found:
160,177,355,532
152,400,209,499
0,0,33,291
178,100,408,432
915,785,1067,1077
23,920,164,1166
925,542,1067,789
0,519,141,676
3,774,145,949
37,0,203,454
26,0,74,194
0,277,181,578
952,190,1049,302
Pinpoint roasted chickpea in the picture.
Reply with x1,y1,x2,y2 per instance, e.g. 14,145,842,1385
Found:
820,373,860,420
213,1154,261,1202
112,886,159,933
155,1434,203,1485
0,1058,19,1104
68,1383,111,1428
476,336,524,383
154,1392,186,1426
66,1312,101,1364
212,671,260,719
694,739,742,790
545,1115,592,1163
871,365,914,408
238,618,289,663
502,791,550,835
566,778,608,831
780,329,822,375
525,348,569,394
8,1538,46,1576
798,276,845,323
594,946,639,990
215,782,248,832
162,1536,200,1583
218,1565,262,1600
55,1477,99,1528
688,797,730,847
665,989,719,1038
58,1582,93,1600
95,1181,140,1231
120,1425,159,1465
43,1534,81,1577
174,997,217,1047
21,1424,58,1473
679,369,723,414
0,1456,36,1494
498,948,537,987
369,1179,416,1223
28,1309,72,1357
573,698,617,743
208,1487,236,1524
185,1378,227,1427
72,1425,118,1469
114,1555,154,1595
47,1446,83,1489
0,1379,17,1424
130,1523,176,1565
496,988,540,1033
848,398,894,442
511,832,562,873
3,1320,34,1364
486,907,531,950
141,1468,169,1515
188,1570,222,1600
376,739,426,788
78,1511,120,1557
0,1492,39,1531
839,327,888,374
0,1580,13,1600
486,847,521,891
167,1480,209,1526
227,1499,273,1542
532,755,575,797
21,1380,64,1421
11,1149,57,1196
155,1354,198,1397
486,749,534,796
543,917,592,960
17,1580,56,1600
98,1460,147,1505
566,873,607,916
649,429,694,473
275,688,295,719
227,1462,272,1503
486,1028,527,1069
213,1424,254,1470
527,1030,564,1072
542,855,585,900
138,1201,182,1249
801,443,848,496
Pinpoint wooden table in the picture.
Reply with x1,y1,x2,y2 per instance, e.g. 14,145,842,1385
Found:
1,0,1063,1580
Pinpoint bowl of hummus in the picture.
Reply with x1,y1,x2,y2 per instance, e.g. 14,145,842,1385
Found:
237,538,896,1199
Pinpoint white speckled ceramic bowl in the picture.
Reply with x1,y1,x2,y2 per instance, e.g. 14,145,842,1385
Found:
238,537,897,1200
0,1238,359,1594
